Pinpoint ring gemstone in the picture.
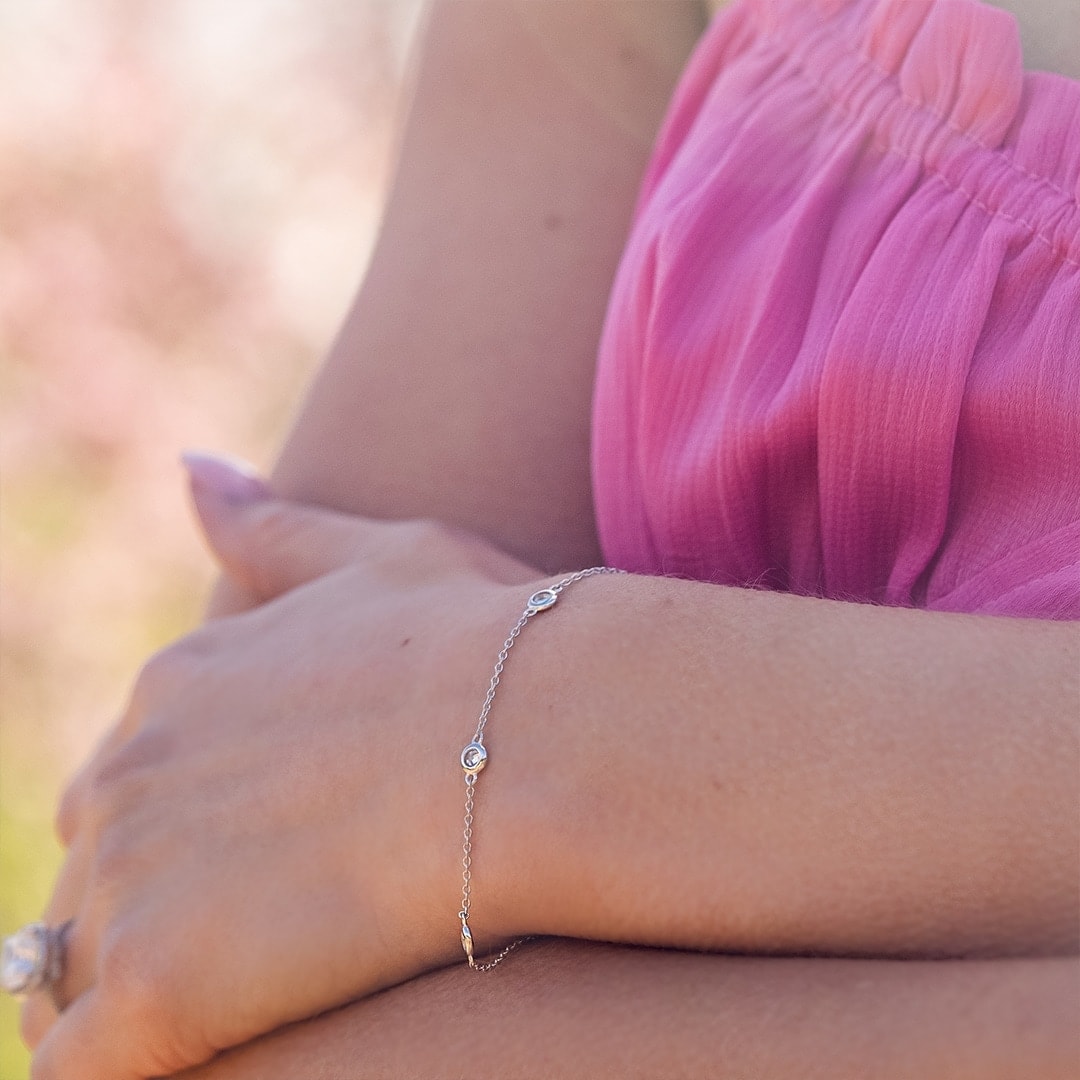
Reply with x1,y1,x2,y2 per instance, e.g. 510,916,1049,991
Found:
1,923,51,996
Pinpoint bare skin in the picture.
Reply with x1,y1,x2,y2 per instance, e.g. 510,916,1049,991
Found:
172,945,1080,1080
255,0,706,577
24,1,1080,1077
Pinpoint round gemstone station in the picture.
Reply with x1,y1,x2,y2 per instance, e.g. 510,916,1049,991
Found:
461,741,488,776
527,589,559,612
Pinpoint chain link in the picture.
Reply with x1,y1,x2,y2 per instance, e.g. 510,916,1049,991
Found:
458,566,625,969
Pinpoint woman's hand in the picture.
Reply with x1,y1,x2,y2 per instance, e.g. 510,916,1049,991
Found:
24,452,542,1080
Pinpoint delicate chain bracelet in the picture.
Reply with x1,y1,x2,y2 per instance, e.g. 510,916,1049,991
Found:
457,566,625,970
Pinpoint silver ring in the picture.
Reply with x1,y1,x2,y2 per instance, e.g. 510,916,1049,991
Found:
1,921,69,998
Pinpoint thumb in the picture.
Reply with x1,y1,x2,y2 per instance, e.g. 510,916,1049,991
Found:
182,451,365,600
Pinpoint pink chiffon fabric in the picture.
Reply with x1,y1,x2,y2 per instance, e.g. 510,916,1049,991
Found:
591,0,1080,617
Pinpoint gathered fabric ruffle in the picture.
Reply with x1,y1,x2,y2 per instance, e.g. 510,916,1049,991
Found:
592,0,1080,617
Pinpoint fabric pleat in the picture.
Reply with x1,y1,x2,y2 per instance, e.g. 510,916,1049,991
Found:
592,0,1080,617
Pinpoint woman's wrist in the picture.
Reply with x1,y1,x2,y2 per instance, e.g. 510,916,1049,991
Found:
468,571,635,945
394,576,554,970
435,570,625,960
479,572,1080,957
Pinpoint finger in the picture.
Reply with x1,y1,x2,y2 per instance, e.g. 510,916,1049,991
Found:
20,837,98,1048
19,993,55,1053
182,450,375,600
29,984,179,1080
41,854,103,1012
19,922,84,1052
54,720,131,848
203,574,259,619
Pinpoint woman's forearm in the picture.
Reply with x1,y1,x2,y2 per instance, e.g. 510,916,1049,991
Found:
175,942,1080,1080
205,0,701,622
268,0,704,574
479,574,1079,959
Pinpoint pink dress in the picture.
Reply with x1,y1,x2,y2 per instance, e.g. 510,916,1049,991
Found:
592,0,1080,618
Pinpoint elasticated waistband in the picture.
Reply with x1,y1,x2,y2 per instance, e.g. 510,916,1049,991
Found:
721,0,1080,264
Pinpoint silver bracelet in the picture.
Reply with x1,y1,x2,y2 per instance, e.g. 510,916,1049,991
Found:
457,566,626,970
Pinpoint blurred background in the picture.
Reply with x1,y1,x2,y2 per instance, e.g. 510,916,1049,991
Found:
0,2,420,1074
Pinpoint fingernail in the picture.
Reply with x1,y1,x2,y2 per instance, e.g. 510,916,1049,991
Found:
180,450,270,505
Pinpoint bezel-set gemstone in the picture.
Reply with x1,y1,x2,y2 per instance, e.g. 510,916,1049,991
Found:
460,741,488,775
527,588,558,612
1,922,50,996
